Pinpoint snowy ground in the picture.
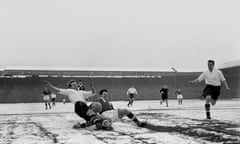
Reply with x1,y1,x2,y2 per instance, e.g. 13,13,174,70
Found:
0,99,240,144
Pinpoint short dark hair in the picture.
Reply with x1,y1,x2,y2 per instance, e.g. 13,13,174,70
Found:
67,79,77,88
99,89,108,95
208,60,215,65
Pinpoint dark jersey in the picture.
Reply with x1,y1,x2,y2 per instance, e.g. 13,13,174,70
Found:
42,89,51,95
97,98,114,114
160,88,168,95
160,88,169,100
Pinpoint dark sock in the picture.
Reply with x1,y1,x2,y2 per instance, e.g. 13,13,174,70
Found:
127,112,139,123
127,112,146,127
205,104,211,119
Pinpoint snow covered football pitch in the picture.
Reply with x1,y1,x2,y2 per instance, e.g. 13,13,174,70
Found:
0,99,239,144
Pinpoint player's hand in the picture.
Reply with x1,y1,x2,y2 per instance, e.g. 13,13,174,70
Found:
226,87,230,91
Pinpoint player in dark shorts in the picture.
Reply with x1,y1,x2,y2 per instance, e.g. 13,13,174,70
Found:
160,85,169,107
190,60,230,119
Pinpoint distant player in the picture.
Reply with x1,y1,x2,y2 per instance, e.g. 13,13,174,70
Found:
190,60,230,119
77,80,86,90
160,85,169,107
62,97,66,104
176,89,183,105
51,93,57,106
126,85,138,107
44,80,112,130
42,87,51,110
94,89,146,127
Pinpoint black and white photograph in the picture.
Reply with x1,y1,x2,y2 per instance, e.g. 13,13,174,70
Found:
0,0,239,144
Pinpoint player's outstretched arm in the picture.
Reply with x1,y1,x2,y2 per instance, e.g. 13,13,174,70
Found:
189,79,200,84
43,80,61,93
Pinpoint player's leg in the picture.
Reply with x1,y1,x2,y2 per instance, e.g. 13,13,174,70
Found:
160,94,164,105
210,99,216,106
118,108,146,127
44,101,48,110
166,98,169,107
87,102,113,130
203,85,213,119
48,100,51,109
75,101,92,121
127,97,131,107
52,98,55,106
205,95,211,119
130,97,134,106
161,95,166,106
73,102,97,129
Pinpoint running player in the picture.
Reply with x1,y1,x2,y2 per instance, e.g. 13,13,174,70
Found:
160,85,169,107
189,60,230,119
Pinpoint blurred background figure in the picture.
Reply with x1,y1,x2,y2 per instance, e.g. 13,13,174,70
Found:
126,85,138,107
176,89,183,105
78,80,86,90
160,85,169,107
62,97,66,104
42,87,51,110
51,93,57,106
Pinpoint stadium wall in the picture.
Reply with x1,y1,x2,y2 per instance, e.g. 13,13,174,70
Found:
0,69,238,103
220,66,240,99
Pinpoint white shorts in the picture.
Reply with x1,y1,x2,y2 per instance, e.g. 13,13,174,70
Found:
177,94,183,99
43,95,50,101
51,93,56,99
102,109,119,123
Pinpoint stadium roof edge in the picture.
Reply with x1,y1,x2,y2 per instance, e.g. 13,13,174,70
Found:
4,66,203,72
217,59,240,69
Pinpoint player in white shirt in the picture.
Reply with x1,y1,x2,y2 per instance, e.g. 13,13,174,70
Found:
176,89,183,105
42,87,51,110
190,60,230,119
126,85,138,107
44,80,112,130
